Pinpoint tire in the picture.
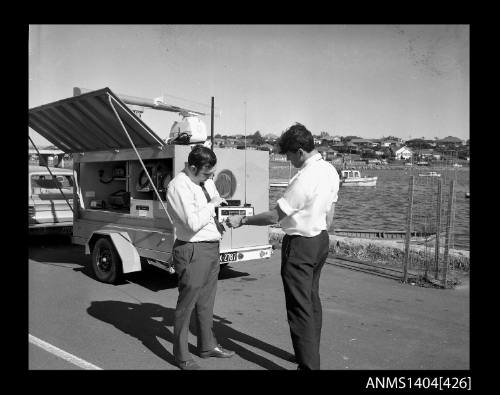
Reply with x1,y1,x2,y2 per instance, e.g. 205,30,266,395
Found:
91,237,123,284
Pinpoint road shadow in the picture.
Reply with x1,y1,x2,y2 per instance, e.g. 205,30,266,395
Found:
29,233,73,246
87,300,293,370
29,235,88,266
29,236,101,281
29,237,251,290
118,264,251,291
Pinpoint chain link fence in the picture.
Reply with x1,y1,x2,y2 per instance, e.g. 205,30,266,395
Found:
403,167,463,288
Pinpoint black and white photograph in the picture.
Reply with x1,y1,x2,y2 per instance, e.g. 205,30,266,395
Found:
28,24,469,381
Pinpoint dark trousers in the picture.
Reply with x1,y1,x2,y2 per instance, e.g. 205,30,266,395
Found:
172,239,220,362
281,230,329,370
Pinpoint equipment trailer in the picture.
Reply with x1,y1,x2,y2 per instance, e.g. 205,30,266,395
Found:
29,87,272,283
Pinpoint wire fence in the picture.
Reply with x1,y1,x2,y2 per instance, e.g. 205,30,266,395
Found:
403,167,461,288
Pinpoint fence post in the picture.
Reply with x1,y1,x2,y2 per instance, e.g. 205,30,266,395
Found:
442,180,455,287
434,178,443,279
403,175,414,283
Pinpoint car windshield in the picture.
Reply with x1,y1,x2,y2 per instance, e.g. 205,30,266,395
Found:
31,174,73,197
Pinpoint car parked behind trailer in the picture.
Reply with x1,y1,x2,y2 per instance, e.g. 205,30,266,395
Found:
29,165,74,235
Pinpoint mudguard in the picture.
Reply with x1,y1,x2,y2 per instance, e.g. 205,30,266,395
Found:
86,230,141,273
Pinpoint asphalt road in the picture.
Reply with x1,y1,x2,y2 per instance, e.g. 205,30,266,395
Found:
28,235,469,370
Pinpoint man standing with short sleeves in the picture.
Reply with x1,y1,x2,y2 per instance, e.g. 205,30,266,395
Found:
226,123,339,370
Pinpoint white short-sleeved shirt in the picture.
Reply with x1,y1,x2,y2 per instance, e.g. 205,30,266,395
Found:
277,153,339,237
166,170,221,242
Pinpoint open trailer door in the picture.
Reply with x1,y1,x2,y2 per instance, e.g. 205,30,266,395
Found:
28,87,167,153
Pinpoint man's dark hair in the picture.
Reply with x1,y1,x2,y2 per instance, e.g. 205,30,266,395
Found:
188,145,217,171
278,123,315,154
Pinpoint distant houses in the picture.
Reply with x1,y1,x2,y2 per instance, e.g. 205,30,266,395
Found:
258,143,274,152
380,139,401,147
394,146,413,160
320,135,336,145
157,132,470,164
437,136,464,146
349,138,377,148
264,133,278,141
418,149,434,159
317,146,338,160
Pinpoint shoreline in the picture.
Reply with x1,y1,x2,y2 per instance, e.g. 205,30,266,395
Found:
270,161,470,171
268,227,469,272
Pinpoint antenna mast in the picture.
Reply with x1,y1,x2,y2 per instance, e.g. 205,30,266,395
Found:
211,97,214,150
244,101,247,205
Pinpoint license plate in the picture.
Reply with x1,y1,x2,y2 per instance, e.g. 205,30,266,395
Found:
219,252,237,263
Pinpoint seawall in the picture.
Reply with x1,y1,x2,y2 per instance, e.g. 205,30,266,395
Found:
269,227,469,272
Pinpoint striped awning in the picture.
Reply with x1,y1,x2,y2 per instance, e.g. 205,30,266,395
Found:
28,87,166,153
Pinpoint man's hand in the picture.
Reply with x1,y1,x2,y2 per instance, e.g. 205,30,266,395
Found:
226,215,244,228
210,196,227,207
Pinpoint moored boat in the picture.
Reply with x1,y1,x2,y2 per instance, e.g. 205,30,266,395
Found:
269,179,288,188
419,171,441,177
340,169,377,186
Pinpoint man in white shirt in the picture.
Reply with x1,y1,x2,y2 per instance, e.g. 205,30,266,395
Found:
226,123,339,370
166,145,235,370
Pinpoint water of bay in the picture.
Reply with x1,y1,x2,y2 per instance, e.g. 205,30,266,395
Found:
269,167,470,251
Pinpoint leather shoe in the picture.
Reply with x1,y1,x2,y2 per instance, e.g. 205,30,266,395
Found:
199,345,235,359
175,359,201,370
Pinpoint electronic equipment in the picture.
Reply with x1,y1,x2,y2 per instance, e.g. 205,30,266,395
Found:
108,190,130,209
136,164,172,193
112,166,126,178
169,116,207,144
90,200,106,209
157,171,172,193
223,200,241,206
136,166,155,192
216,206,254,223
130,198,154,218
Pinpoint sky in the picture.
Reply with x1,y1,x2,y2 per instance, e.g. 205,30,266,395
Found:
29,24,469,147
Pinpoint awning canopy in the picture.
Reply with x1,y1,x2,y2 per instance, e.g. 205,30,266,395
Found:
28,88,167,153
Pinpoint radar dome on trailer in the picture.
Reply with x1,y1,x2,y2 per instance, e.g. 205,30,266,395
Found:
169,116,207,144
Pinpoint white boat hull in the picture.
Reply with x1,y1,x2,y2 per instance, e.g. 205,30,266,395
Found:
341,177,377,186
270,182,288,188
419,173,441,177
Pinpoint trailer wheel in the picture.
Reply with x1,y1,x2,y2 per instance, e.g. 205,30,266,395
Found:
91,237,122,284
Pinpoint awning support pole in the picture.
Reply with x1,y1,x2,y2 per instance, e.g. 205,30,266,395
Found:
107,95,173,225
